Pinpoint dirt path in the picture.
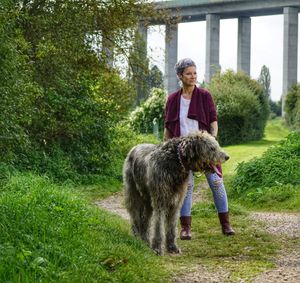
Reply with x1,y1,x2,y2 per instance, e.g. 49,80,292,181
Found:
95,186,300,283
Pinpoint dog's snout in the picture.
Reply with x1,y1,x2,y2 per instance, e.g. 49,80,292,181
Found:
225,155,230,161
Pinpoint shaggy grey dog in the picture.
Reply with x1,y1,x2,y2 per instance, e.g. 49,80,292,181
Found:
123,131,229,255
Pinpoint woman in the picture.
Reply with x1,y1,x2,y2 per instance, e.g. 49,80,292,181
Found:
164,58,235,240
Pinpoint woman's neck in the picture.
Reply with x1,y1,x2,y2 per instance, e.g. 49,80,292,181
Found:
181,85,194,99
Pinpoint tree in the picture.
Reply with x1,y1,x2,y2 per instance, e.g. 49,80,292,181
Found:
258,65,271,99
0,0,171,176
284,84,300,129
147,65,164,89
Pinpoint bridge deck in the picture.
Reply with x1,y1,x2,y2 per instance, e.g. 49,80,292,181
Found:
155,0,300,22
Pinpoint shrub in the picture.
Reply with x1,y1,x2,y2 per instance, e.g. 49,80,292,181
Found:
98,122,159,182
230,132,300,208
129,88,167,136
0,3,42,164
208,70,269,145
11,71,136,179
285,84,300,130
269,99,282,118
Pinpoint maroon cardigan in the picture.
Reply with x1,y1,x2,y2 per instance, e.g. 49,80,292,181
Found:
164,86,217,138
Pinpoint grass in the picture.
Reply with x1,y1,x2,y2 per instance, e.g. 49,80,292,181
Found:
1,118,296,282
75,175,123,201
162,202,281,282
221,118,290,177
0,173,168,282
222,118,300,212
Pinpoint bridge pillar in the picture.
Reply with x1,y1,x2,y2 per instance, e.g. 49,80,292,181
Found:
282,7,298,115
205,14,220,83
237,17,251,75
165,23,178,94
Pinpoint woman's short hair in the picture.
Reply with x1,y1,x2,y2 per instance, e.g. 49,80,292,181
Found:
174,58,196,75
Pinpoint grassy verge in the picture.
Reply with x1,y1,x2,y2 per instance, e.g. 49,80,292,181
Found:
223,119,300,212
0,173,168,282
221,118,290,177
74,175,123,202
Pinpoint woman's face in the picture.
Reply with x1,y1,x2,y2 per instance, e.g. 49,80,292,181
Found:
179,66,197,87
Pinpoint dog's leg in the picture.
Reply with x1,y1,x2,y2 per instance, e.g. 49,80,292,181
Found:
166,204,181,254
151,210,165,256
124,170,144,239
138,201,153,245
126,187,152,245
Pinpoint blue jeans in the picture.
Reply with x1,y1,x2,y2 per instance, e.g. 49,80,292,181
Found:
180,171,229,216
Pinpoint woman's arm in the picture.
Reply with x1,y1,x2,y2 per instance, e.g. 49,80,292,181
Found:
210,121,218,138
164,128,172,141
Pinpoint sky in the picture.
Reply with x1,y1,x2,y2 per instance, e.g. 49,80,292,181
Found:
147,14,300,102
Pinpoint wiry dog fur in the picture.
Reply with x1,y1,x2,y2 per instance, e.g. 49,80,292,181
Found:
123,131,229,255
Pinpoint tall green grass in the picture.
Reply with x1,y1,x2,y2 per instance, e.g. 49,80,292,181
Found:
221,118,299,211
229,131,300,211
221,118,290,177
0,172,168,282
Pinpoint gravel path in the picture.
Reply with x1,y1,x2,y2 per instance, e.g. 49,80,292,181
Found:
249,212,300,283
95,187,300,283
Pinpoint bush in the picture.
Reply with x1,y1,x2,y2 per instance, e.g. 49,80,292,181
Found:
285,84,300,130
9,71,136,180
0,3,42,164
129,88,167,136
269,99,282,118
230,132,300,208
208,70,269,145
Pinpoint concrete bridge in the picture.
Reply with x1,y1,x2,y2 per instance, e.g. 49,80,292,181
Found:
138,0,300,110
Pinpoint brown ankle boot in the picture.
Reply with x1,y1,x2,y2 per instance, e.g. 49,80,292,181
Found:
218,212,235,235
180,216,192,240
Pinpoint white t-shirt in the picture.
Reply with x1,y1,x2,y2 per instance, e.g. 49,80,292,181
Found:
180,96,199,137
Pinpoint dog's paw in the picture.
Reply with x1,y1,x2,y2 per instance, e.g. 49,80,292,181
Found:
167,244,181,254
152,247,164,256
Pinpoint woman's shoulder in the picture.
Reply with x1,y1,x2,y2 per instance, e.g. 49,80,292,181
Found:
194,86,212,99
167,89,181,102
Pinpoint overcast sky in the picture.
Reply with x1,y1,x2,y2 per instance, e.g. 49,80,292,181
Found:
147,14,300,102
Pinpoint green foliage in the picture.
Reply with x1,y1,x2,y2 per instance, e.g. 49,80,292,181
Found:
74,124,159,200
147,65,164,89
0,2,42,163
258,65,271,98
209,70,270,145
284,84,300,130
269,99,282,118
230,132,300,209
0,172,168,282
17,72,135,176
1,0,164,180
129,88,167,135
109,123,159,172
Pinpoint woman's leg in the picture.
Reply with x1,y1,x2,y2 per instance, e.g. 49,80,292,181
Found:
205,172,235,235
179,171,194,240
180,171,194,216
205,172,228,213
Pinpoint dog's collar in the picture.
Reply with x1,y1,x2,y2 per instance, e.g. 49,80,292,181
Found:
177,144,188,171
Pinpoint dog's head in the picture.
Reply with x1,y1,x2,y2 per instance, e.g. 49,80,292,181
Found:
179,131,229,176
